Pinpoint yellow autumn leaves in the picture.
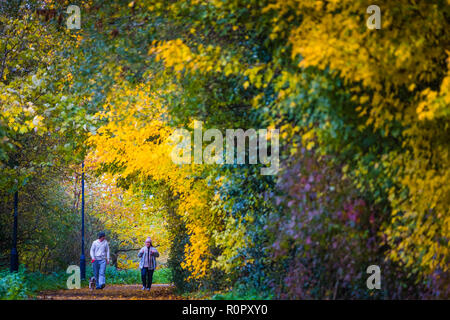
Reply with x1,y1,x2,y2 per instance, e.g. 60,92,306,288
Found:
87,80,218,278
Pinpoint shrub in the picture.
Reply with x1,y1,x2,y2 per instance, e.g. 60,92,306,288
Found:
0,267,28,300
153,267,173,284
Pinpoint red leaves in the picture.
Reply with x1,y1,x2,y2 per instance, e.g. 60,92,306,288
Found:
268,147,380,298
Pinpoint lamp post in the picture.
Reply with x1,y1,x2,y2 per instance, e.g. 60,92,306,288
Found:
80,161,86,280
10,190,19,272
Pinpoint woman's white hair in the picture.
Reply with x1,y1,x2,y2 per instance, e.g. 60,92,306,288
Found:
145,237,152,243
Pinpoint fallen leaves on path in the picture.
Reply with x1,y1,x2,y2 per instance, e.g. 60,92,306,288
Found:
36,284,186,300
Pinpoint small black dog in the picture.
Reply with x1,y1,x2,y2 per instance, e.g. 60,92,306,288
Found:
89,277,96,290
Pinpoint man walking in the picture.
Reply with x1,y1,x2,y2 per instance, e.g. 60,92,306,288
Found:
90,231,110,289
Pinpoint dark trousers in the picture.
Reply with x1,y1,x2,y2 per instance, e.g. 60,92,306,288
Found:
141,267,154,289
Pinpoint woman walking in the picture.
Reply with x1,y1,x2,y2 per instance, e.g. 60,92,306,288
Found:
138,237,159,290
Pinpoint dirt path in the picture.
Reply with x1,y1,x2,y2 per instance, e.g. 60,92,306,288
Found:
36,284,185,300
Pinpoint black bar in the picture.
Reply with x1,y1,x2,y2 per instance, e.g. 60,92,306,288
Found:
0,300,446,318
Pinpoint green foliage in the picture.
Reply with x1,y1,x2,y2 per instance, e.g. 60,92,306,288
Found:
0,265,65,300
0,268,28,300
153,267,173,284
0,175,106,273
25,270,67,294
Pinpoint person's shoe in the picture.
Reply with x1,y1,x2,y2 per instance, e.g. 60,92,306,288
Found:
145,287,150,291
141,286,146,290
